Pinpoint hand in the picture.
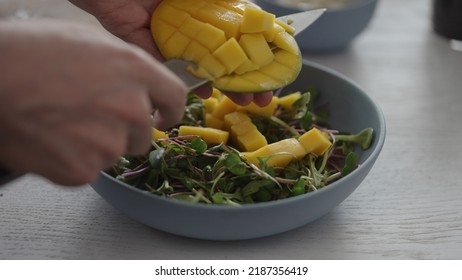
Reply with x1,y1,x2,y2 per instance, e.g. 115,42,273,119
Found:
69,0,274,107
0,20,187,185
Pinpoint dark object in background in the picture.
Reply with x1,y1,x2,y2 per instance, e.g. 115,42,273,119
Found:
432,0,462,40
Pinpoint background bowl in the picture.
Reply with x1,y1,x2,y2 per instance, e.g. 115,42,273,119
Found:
254,0,378,52
90,60,386,240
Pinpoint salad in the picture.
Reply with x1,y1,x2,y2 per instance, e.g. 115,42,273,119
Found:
108,87,373,205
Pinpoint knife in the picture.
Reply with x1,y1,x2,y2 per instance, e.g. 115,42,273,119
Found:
164,8,326,91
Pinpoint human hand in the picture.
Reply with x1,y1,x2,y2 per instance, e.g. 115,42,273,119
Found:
69,0,274,107
0,20,187,185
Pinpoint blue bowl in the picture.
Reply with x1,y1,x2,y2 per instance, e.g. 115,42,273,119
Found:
90,60,386,240
255,0,378,52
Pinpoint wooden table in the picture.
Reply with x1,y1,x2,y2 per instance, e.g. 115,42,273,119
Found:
1,0,462,259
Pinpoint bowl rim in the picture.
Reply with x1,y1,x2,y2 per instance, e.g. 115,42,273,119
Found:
255,0,378,13
96,59,386,211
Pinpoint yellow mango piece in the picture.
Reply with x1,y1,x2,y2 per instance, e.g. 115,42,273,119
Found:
239,71,280,92
196,23,227,52
178,125,229,145
275,19,296,35
178,17,204,38
196,3,242,39
242,138,306,167
215,0,247,14
183,41,209,62
213,38,248,74
202,97,219,113
197,53,227,79
263,22,285,42
273,31,299,55
259,61,294,84
223,114,268,152
162,32,191,58
213,75,258,92
230,119,255,136
237,129,268,152
240,5,275,33
212,96,239,119
205,113,225,130
298,128,332,156
151,0,302,92
152,128,168,141
150,21,176,45
229,119,255,144
273,49,301,69
278,91,301,111
223,111,251,130
155,4,190,27
239,33,274,67
211,88,223,99
239,96,279,118
187,64,214,81
233,59,259,75
168,0,207,16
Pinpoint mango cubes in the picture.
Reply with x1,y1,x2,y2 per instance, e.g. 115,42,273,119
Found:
151,0,302,92
243,128,332,168
178,126,229,145
158,89,333,168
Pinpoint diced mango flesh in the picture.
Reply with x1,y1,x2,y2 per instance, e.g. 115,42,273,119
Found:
202,97,219,113
205,113,225,130
212,96,239,119
223,111,251,130
151,0,301,92
275,19,296,35
235,126,268,152
278,91,301,111
239,33,274,67
213,38,248,74
152,128,168,141
159,90,332,168
240,5,275,33
223,112,267,152
242,128,332,167
242,138,306,167
178,125,229,145
263,22,285,42
298,128,332,156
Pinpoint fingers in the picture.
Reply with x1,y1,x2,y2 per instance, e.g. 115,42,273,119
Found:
222,92,254,106
192,85,213,99
251,91,274,107
219,91,274,107
149,79,188,130
125,46,188,130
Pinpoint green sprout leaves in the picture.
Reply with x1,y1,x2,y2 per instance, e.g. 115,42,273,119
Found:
110,90,374,205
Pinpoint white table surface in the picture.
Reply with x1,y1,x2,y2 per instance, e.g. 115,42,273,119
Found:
1,0,462,260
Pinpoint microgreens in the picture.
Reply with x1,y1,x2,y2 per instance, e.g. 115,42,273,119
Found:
109,89,374,205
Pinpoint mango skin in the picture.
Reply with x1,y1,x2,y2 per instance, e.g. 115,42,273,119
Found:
150,0,302,93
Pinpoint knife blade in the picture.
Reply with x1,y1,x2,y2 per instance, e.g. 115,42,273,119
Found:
277,8,326,37
164,8,326,91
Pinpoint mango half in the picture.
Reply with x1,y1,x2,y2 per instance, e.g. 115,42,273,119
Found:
151,0,302,92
